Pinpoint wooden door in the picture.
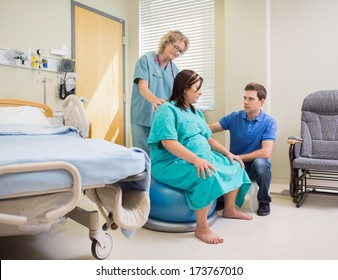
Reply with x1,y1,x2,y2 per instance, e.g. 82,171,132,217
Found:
72,2,125,144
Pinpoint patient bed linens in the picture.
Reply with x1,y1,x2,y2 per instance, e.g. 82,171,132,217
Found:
0,124,146,198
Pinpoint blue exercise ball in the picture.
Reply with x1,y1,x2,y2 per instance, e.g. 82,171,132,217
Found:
149,177,216,223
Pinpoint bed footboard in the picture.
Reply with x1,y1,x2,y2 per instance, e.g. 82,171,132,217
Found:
0,161,82,226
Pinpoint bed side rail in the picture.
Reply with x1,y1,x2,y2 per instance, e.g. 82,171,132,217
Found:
0,161,82,225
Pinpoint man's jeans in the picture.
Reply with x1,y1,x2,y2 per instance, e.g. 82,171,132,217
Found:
244,158,272,204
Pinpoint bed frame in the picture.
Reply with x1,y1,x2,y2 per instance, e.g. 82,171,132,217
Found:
0,96,150,259
0,98,53,117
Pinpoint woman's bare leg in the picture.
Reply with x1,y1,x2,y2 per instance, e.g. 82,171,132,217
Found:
222,189,252,220
194,204,224,244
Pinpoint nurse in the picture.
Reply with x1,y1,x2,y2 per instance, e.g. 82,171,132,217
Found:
130,30,189,155
148,70,253,244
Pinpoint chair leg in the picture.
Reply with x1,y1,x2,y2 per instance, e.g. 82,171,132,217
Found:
289,168,303,200
289,168,300,198
288,143,299,199
293,169,310,208
295,190,310,208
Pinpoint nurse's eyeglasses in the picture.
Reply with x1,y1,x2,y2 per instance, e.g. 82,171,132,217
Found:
171,42,184,55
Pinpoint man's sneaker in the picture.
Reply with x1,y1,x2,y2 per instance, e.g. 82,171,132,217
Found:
257,203,270,216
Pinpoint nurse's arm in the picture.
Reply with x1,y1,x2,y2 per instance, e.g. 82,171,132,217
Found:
138,79,166,110
161,139,216,179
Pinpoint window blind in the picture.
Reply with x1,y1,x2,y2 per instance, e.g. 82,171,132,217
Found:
139,0,215,110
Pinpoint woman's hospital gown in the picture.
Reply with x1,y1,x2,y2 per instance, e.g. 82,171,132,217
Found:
148,101,251,210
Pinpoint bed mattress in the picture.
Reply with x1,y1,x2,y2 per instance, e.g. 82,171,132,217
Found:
0,124,146,198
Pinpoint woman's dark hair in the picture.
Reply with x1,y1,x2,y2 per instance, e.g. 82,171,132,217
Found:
169,69,203,113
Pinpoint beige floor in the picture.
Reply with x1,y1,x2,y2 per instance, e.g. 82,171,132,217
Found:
1,179,338,260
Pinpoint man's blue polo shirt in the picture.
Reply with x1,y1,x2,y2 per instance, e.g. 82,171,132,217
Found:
219,110,276,155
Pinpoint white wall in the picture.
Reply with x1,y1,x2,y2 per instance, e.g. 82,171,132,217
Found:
223,0,338,179
204,0,226,145
271,0,338,178
0,0,72,108
224,0,267,140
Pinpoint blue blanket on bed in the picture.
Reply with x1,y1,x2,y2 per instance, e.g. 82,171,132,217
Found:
0,125,150,197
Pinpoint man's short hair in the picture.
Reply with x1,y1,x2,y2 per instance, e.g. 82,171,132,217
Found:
245,82,267,100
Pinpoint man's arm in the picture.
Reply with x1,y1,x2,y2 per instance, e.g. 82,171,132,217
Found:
238,140,274,162
208,137,245,167
208,121,224,133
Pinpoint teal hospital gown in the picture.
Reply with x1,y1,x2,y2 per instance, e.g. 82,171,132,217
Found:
148,101,251,210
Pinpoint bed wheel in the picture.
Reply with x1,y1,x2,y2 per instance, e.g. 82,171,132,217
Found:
91,232,113,260
102,212,118,231
102,222,118,231
102,224,108,231
110,223,118,230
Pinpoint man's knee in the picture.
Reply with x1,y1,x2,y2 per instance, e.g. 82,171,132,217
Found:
252,158,271,176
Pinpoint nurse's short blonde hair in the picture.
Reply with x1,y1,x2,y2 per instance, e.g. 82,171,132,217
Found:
158,30,189,54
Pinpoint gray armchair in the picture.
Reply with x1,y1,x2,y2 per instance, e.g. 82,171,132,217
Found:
288,90,338,207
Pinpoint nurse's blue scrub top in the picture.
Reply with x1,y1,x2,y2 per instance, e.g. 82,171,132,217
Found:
131,51,179,127
148,101,251,210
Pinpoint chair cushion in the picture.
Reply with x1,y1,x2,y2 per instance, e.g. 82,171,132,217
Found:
293,157,338,170
302,90,338,115
300,90,338,160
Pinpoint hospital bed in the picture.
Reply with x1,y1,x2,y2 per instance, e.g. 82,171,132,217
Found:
0,95,150,259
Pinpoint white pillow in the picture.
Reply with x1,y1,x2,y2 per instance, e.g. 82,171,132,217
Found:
0,106,50,125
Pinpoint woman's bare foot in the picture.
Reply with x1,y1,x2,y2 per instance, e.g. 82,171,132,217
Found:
222,208,253,220
195,226,224,244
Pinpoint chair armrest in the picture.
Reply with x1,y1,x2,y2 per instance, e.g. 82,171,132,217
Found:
288,136,302,160
287,136,303,145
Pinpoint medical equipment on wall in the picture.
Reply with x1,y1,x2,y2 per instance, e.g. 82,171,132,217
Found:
31,49,45,69
6,49,30,66
59,58,77,100
1,47,59,72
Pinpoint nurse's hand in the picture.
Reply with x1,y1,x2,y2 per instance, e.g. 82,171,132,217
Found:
152,98,166,111
192,158,217,179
